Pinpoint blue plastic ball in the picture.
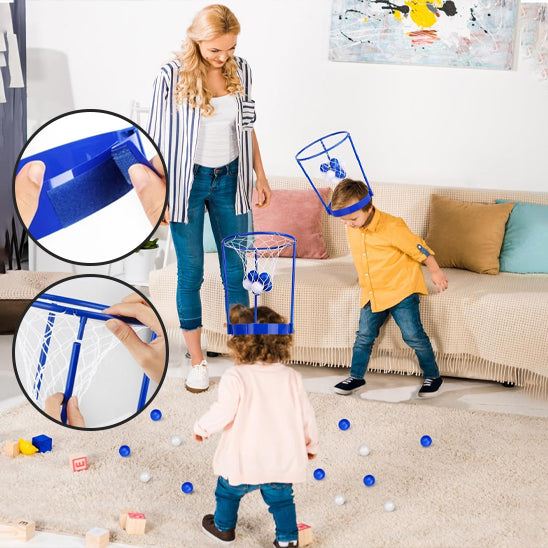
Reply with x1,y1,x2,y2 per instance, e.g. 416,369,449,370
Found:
181,481,194,494
420,435,432,447
335,169,346,179
313,468,325,481
330,158,341,170
363,474,375,487
150,409,162,421
247,270,259,282
119,445,131,457
258,272,272,291
320,162,330,173
338,418,351,431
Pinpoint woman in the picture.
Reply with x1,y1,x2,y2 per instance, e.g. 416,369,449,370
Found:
148,4,272,393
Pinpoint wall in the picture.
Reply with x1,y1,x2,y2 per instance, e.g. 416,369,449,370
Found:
26,0,548,192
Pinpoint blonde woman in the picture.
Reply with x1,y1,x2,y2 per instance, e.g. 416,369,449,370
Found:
148,4,272,393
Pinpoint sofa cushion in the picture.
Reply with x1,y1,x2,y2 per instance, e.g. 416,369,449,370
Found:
252,187,330,259
425,195,514,274
495,200,548,274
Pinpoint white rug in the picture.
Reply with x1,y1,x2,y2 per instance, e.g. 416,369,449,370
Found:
0,378,546,548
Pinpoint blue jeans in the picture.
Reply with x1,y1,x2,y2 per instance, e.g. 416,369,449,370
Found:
214,476,298,543
170,158,249,331
350,293,440,379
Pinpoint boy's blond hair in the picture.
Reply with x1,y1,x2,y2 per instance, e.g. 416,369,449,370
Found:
227,304,293,364
331,178,373,212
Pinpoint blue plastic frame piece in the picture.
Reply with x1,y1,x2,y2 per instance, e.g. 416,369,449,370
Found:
295,131,374,217
17,127,154,240
221,231,296,336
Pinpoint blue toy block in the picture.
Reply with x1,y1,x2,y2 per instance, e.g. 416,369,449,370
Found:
32,434,52,453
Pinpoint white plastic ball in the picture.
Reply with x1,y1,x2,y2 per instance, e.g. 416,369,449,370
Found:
334,494,345,506
384,500,395,512
251,281,264,295
358,444,370,456
243,278,253,291
170,435,182,447
139,471,151,483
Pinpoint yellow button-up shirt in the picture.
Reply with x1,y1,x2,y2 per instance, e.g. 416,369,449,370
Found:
347,208,434,312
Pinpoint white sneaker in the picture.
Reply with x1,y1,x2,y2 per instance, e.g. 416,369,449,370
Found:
185,360,209,393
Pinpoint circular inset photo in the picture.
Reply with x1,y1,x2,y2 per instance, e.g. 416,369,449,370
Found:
12,275,168,430
13,109,167,265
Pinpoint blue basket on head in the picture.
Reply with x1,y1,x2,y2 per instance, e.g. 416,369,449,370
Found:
221,232,296,336
17,127,156,240
295,131,373,216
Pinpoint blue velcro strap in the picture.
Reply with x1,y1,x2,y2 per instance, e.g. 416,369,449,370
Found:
328,192,373,217
18,127,153,240
228,322,294,335
417,244,431,257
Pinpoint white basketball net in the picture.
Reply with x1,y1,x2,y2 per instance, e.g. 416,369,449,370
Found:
15,305,148,410
223,232,295,297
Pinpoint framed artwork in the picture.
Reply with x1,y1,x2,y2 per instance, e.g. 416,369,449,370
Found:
329,0,518,70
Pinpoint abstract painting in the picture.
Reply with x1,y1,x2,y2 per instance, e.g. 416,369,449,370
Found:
519,3,548,81
329,0,518,69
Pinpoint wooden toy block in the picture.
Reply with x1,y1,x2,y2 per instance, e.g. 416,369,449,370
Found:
3,440,20,457
85,526,109,547
70,455,88,472
125,513,146,535
119,508,137,529
31,434,52,453
297,522,312,546
0,519,36,541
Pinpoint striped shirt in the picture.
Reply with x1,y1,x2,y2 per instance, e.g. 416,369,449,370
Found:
147,56,256,223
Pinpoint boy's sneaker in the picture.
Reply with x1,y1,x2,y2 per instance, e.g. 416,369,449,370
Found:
418,377,443,398
334,376,366,395
273,541,298,548
201,514,235,544
185,360,209,393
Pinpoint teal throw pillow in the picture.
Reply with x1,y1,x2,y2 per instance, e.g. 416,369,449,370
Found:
496,200,548,274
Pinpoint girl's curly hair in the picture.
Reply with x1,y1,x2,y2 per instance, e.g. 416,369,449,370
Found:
227,304,293,364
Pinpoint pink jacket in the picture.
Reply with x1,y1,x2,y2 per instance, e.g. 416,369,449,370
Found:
194,363,319,485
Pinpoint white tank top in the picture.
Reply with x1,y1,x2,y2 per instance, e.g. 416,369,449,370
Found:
194,94,239,168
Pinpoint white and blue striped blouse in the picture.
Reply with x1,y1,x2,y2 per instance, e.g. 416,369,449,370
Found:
147,56,256,224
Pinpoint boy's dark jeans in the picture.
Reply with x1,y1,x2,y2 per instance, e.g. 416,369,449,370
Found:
350,293,440,379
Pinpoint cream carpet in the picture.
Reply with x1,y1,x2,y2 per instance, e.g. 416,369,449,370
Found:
0,378,546,548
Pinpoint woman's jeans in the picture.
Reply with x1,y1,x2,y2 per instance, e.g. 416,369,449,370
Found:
170,158,249,331
350,293,440,379
214,476,298,543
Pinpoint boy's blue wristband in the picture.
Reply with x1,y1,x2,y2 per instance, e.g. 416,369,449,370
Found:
17,127,155,240
417,244,431,257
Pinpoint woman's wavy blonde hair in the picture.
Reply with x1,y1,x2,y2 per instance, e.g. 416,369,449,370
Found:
175,4,243,116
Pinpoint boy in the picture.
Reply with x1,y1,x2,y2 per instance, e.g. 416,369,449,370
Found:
332,179,448,397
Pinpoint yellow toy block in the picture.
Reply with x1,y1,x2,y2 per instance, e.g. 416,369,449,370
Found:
19,439,38,455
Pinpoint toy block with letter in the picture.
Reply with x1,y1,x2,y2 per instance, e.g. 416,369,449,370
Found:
31,434,52,453
70,455,88,472
125,513,146,535
3,440,20,457
119,508,137,529
297,522,312,546
85,526,109,548
0,519,36,541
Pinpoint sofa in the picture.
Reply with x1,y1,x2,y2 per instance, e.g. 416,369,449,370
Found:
149,177,548,395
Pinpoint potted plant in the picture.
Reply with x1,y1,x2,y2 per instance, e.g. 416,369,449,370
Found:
123,238,159,285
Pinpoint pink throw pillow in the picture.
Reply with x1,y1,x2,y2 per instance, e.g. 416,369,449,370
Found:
252,187,330,259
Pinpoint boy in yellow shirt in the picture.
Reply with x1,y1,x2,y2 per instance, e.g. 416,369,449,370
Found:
332,179,448,397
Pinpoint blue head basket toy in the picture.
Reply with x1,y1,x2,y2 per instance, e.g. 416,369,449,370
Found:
15,293,156,424
221,232,296,335
17,127,156,240
295,131,373,216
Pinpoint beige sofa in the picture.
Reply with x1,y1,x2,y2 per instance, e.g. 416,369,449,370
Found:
149,177,548,395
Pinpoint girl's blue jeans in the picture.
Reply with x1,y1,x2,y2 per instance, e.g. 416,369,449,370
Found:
170,158,249,331
350,293,440,379
214,476,298,543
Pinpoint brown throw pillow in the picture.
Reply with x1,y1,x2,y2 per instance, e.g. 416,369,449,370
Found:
425,194,514,274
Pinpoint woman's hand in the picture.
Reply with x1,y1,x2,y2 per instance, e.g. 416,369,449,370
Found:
255,176,272,208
